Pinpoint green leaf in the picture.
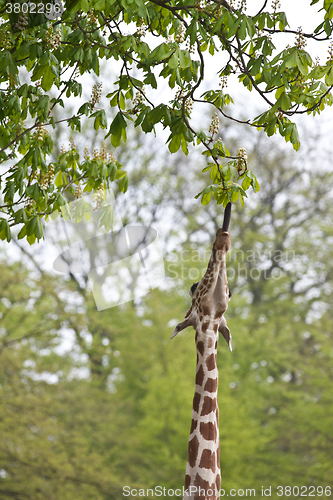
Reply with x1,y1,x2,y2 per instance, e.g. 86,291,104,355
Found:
26,216,38,237
202,190,212,206
18,225,27,240
325,68,333,85
99,205,114,233
35,218,43,239
80,0,90,11
110,112,127,136
57,194,67,207
144,73,157,89
94,0,105,9
168,134,181,153
119,173,128,193
242,176,251,190
109,112,127,147
179,50,191,69
41,66,55,92
231,188,239,202
27,234,37,245
168,50,179,69
296,53,308,76
278,92,291,111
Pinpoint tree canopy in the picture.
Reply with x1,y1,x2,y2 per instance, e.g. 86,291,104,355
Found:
1,0,333,244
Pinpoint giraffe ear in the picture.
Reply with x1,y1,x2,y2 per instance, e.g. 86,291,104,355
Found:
170,314,196,339
218,316,232,352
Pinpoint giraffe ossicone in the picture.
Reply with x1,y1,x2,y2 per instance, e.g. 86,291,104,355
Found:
171,229,232,500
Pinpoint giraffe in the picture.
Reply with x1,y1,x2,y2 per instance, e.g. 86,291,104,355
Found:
171,228,232,500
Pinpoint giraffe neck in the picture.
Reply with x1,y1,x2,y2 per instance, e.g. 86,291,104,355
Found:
184,323,220,500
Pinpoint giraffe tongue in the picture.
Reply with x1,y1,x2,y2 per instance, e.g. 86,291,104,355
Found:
170,328,179,339
222,202,231,232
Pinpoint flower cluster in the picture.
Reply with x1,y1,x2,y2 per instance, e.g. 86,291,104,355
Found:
91,82,102,110
237,0,247,11
24,197,34,211
41,164,55,190
90,143,110,161
272,0,281,12
30,170,38,181
219,75,228,89
45,25,62,50
209,113,219,136
184,97,193,116
132,87,145,109
136,18,147,38
33,125,47,143
327,41,333,61
175,88,193,116
83,147,90,160
100,141,107,160
196,0,205,11
295,26,307,50
69,136,76,150
75,183,83,199
175,24,185,44
186,39,195,54
93,183,104,207
15,13,28,31
237,147,247,171
87,8,97,26
0,24,11,49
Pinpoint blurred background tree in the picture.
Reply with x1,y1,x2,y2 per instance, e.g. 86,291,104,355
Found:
1,115,332,498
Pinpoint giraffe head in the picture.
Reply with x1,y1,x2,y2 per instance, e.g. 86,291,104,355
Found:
190,281,231,301
171,230,232,351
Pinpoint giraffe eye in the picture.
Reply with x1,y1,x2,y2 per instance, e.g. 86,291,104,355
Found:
228,290,232,299
190,282,199,296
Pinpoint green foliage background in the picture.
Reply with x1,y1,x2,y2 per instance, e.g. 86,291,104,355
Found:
1,121,333,498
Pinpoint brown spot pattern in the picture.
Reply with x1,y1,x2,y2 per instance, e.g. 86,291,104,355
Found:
193,392,201,413
202,305,210,316
207,337,213,348
217,445,220,468
214,340,218,349
197,341,205,356
204,378,218,393
200,421,217,441
188,435,199,467
205,353,216,371
201,396,217,416
190,418,198,434
194,473,210,491
199,449,216,473
216,473,221,491
196,365,204,386
185,474,191,490
201,321,209,333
